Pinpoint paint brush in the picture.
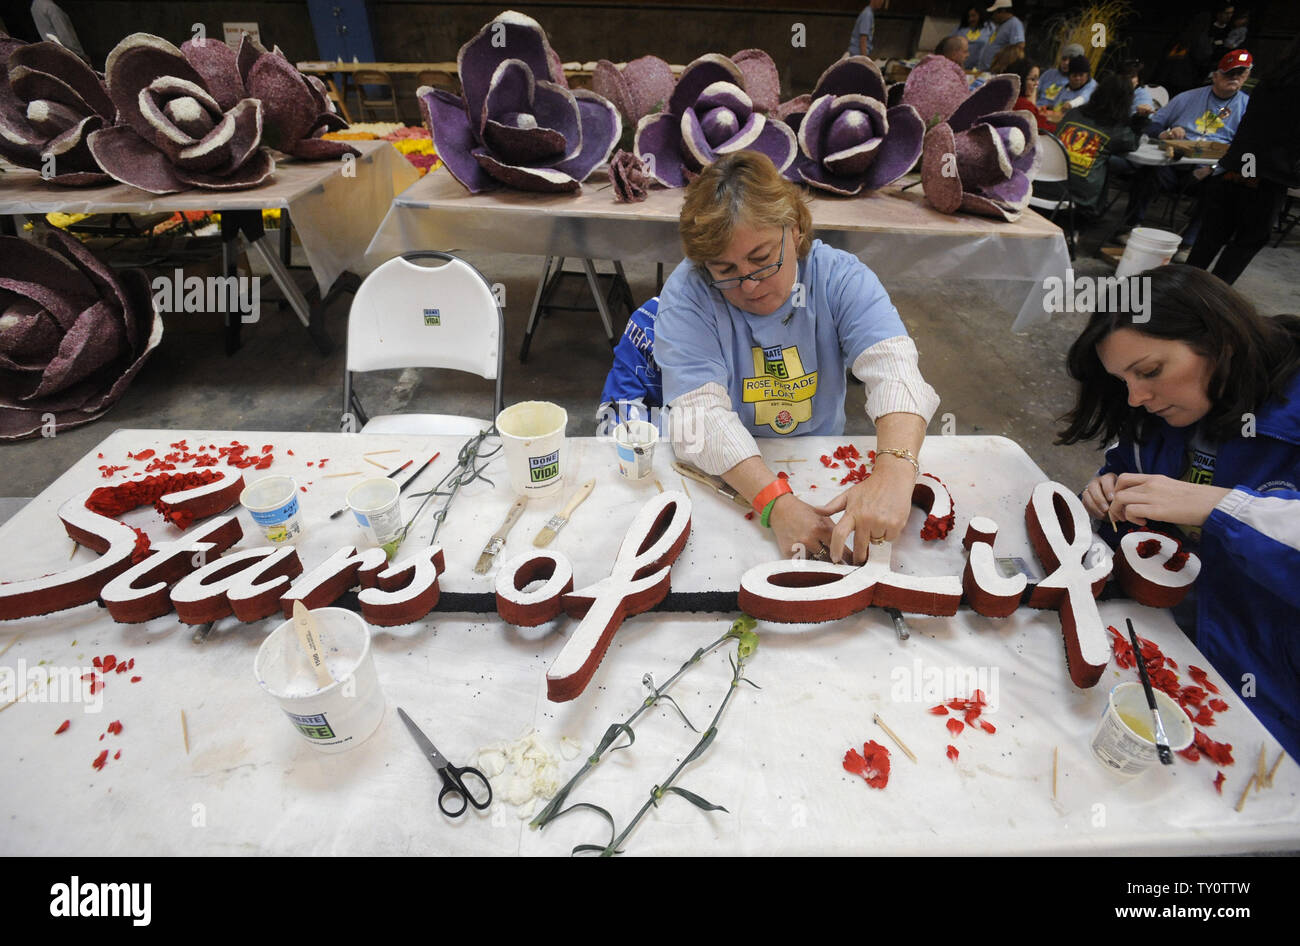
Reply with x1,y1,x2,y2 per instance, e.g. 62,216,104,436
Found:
398,453,440,495
329,458,413,519
1128,618,1173,765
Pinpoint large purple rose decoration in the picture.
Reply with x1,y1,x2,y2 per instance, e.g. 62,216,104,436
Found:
0,230,161,440
87,33,274,194
901,54,972,129
781,57,924,196
918,75,1040,221
181,35,357,161
0,35,116,185
635,52,796,188
592,55,675,126
418,11,620,193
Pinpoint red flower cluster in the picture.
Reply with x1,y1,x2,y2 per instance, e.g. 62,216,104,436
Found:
929,690,995,758
843,739,891,789
1136,536,1191,570
1107,627,1228,729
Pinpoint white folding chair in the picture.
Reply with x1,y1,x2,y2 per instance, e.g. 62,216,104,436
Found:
1146,85,1169,110
1027,134,1077,255
343,251,504,435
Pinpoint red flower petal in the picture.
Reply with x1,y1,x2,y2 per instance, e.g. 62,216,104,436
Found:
843,747,867,776
946,699,967,711
979,719,996,734
946,718,965,738
1213,771,1226,794
1194,730,1234,766
1208,699,1229,713
130,676,141,683
55,720,70,734
92,750,108,770
1188,666,1220,695
1177,744,1201,762
102,655,116,672
114,750,121,760
107,720,123,735
929,704,949,715
946,745,959,762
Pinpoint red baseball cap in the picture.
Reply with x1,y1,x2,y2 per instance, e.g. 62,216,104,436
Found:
1218,49,1253,72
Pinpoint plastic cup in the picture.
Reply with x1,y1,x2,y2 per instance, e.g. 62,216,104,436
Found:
347,477,404,558
1115,227,1183,278
240,474,303,544
1089,681,1194,777
496,400,567,498
614,420,658,480
253,608,385,753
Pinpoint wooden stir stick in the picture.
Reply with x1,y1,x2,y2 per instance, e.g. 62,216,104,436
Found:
293,601,334,689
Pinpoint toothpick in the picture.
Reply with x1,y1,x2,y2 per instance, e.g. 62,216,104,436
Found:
181,709,190,755
322,471,362,478
1266,749,1286,788
654,479,664,493
0,677,41,714
678,476,691,498
772,457,806,463
1257,744,1268,791
364,456,388,470
0,633,21,659
1053,746,1059,799
362,449,399,456
872,713,916,763
1234,774,1256,812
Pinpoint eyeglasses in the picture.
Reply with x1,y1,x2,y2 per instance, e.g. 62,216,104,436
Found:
708,227,786,290
1223,67,1248,77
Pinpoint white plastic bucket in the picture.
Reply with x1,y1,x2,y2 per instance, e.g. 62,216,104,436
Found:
254,608,385,753
240,475,302,544
1089,681,1193,777
614,420,658,480
1115,227,1183,278
496,400,567,498
347,477,403,558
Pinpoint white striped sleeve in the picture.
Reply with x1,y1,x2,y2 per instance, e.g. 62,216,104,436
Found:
851,335,941,424
667,382,760,476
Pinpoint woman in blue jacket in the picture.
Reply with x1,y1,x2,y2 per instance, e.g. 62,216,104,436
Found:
1057,265,1300,761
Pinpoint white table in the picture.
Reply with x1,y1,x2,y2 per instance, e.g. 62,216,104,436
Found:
1,430,1294,855
0,140,419,353
366,167,1072,333
1126,138,1222,168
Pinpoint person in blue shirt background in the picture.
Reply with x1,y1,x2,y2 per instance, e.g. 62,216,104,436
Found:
596,296,663,434
1119,49,1252,250
1039,55,1098,126
977,0,1024,73
1037,43,1085,107
1120,60,1158,118
847,0,885,58
951,6,993,71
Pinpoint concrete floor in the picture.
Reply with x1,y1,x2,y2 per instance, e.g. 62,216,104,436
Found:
2,197,1298,509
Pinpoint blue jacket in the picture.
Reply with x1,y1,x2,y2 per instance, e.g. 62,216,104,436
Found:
1096,371,1300,761
597,297,661,428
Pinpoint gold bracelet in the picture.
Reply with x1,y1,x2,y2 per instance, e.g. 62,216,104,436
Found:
874,447,920,476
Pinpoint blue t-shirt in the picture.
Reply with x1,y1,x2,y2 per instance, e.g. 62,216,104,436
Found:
1146,86,1249,143
1131,85,1156,115
977,15,1024,72
656,241,905,438
1036,67,1068,106
953,23,993,70
1040,76,1096,110
599,296,661,422
848,7,875,56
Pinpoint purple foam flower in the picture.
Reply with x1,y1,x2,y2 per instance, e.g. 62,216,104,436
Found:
0,34,116,185
900,54,972,129
609,148,651,202
918,75,1040,221
634,53,796,188
417,11,620,193
86,33,274,194
780,57,923,196
0,229,161,440
592,55,675,125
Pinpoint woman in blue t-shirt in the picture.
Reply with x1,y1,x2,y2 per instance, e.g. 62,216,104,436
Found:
952,6,993,71
655,152,940,564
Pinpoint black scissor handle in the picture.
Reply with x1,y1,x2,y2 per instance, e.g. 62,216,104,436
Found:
437,764,493,817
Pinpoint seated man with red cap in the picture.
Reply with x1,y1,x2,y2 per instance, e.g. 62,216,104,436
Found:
1117,49,1252,258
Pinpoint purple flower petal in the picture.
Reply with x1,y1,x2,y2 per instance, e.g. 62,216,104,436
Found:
28,300,123,398
135,76,222,160
620,55,675,120
283,137,359,160
982,168,1031,206
824,137,881,178
473,148,580,192
773,94,811,123
482,58,535,134
824,95,886,154
700,106,742,147
87,123,187,194
797,94,836,162
458,11,555,140
721,114,796,170
921,122,963,213
886,82,905,108
861,104,924,189
418,86,493,193
694,81,752,117
243,46,321,148
173,146,274,190
174,97,262,173
959,191,1019,221
799,160,863,196
0,241,95,329
532,80,584,161
181,37,246,111
731,49,780,113
104,33,208,141
679,107,717,170
954,123,1011,190
901,54,970,128
634,111,687,187
812,56,886,105
8,65,96,117
10,42,112,119
482,119,567,163
592,59,635,123
947,75,1020,133
669,54,743,118
553,89,620,182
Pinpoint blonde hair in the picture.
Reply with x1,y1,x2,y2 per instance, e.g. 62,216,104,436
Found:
679,152,813,265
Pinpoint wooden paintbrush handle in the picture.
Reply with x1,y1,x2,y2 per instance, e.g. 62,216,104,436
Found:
560,479,596,519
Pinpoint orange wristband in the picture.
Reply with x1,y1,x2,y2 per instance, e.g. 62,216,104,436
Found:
752,477,793,514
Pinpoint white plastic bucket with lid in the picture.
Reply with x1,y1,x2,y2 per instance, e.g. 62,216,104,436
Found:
254,607,385,753
240,474,302,544
614,420,659,479
1089,681,1194,777
1115,227,1183,278
347,476,403,558
496,400,567,497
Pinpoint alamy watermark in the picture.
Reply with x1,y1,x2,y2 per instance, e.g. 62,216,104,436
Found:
0,659,103,712
890,658,1000,711
152,269,261,323
1042,269,1150,322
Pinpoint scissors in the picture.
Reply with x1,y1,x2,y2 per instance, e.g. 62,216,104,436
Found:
397,707,492,817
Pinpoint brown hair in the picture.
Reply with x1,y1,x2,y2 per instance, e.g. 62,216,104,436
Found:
678,151,813,266
1057,265,1300,447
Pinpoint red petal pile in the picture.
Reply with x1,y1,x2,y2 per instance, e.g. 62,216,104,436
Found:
843,739,892,789
1106,628,1232,737
930,689,994,759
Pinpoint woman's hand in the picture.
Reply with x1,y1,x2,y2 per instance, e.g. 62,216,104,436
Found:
1081,472,1118,521
811,458,915,564
1110,473,1231,528
1160,126,1187,140
767,493,835,560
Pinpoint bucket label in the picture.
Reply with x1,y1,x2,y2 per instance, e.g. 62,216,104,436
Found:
286,710,336,740
529,450,560,484
423,308,441,326
249,495,299,525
